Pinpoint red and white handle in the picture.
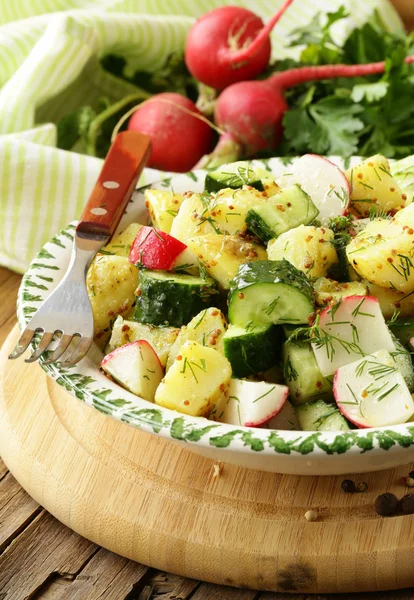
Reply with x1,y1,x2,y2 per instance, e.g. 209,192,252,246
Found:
76,131,152,240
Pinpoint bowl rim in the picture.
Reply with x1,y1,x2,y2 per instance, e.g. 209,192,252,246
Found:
17,163,414,460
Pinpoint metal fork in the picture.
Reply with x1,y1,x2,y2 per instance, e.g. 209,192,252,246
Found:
9,131,151,367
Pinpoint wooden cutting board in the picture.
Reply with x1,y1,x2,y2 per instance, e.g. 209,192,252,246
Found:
1,325,414,595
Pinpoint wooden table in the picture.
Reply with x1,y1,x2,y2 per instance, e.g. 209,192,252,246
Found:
0,265,413,600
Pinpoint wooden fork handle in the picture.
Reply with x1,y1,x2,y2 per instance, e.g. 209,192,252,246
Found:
76,131,152,240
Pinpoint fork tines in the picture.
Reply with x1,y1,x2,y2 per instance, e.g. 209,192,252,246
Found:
9,328,93,367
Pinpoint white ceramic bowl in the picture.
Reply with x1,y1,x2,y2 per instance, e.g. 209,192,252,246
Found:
17,158,414,475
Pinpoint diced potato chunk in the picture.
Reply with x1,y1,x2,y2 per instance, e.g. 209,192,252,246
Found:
267,225,338,278
102,223,142,257
170,193,218,242
346,154,407,218
346,214,414,293
155,341,232,417
107,316,180,366
170,186,267,243
187,234,267,290
364,280,414,319
87,255,138,345
210,186,268,235
145,189,184,234
166,307,228,370
313,277,368,306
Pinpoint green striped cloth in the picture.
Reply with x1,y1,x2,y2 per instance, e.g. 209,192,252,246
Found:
0,0,404,273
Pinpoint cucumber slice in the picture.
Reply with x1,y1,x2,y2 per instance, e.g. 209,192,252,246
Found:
204,161,267,193
228,259,315,328
297,399,351,431
282,340,333,405
246,185,319,242
223,323,280,378
134,270,218,327
389,317,414,347
391,334,414,392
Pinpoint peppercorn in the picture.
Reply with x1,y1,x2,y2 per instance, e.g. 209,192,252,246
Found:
341,479,356,493
304,510,318,522
409,470,414,479
400,494,414,515
375,493,399,517
406,477,414,488
357,482,368,493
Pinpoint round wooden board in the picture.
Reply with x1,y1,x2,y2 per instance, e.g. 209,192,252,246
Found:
1,326,414,594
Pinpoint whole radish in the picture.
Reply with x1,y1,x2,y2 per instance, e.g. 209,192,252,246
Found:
127,92,213,172
185,0,294,90
197,57,414,167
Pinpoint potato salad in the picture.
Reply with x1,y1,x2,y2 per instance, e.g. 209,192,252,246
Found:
87,154,414,431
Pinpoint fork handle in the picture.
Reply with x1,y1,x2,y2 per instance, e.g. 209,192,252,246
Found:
76,131,152,240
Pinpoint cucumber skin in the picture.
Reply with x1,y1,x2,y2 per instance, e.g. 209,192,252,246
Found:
204,174,264,194
230,260,313,298
133,270,218,327
223,325,280,378
245,211,275,243
389,317,414,347
246,185,318,243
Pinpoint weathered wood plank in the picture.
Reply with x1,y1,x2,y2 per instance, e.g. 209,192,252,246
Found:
190,583,259,600
0,472,41,552
134,572,200,600
0,511,97,600
53,547,149,600
161,577,201,599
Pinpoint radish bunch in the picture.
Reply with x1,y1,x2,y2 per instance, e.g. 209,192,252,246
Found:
124,3,414,171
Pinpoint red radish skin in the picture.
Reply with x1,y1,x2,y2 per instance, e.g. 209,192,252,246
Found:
185,0,294,90
101,340,162,371
244,388,289,427
101,340,164,402
127,93,213,172
129,226,187,270
198,56,414,167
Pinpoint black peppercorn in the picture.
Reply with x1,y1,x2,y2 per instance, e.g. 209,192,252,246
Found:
375,493,399,517
400,494,414,515
341,479,356,493
409,470,414,479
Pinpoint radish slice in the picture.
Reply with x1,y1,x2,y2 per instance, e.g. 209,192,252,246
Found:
214,379,288,427
334,349,414,428
129,226,197,273
279,154,350,225
101,340,163,402
312,295,396,377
